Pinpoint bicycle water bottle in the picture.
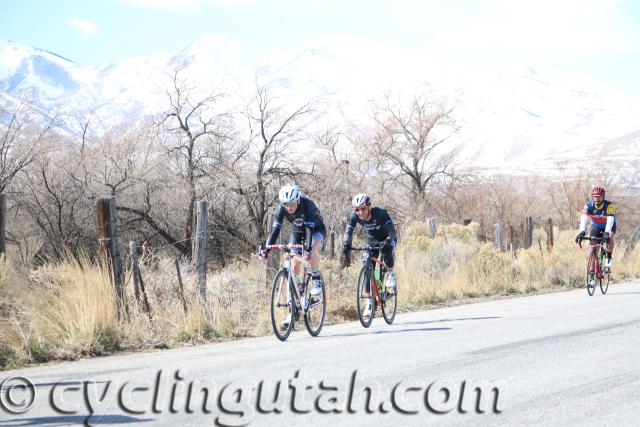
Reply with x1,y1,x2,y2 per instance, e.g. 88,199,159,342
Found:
374,270,382,293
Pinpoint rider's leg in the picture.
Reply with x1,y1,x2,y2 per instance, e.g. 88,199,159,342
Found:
310,233,322,271
309,232,324,295
607,233,615,254
289,233,303,278
381,246,395,269
604,222,616,267
381,246,397,288
606,233,615,268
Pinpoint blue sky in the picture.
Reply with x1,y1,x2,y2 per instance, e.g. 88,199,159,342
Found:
2,0,640,95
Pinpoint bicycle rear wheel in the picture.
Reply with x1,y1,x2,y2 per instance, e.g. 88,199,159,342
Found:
304,273,326,336
586,254,596,296
270,269,294,341
381,275,397,324
356,266,374,328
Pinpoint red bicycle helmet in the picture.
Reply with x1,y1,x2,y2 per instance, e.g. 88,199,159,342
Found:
591,186,605,197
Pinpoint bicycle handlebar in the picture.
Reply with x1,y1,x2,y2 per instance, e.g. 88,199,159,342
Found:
578,236,607,243
263,244,304,251
349,245,384,251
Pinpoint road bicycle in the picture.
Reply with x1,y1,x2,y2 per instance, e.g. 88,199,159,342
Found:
578,235,610,296
347,243,397,327
261,243,326,341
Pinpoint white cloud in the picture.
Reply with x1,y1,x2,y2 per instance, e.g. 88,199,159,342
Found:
68,17,99,41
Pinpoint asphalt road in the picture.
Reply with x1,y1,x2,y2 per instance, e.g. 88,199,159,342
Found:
3,280,640,426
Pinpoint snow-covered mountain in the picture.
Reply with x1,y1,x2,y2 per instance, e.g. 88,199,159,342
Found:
1,35,639,174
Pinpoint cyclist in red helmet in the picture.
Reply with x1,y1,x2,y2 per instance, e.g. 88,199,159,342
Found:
575,186,617,268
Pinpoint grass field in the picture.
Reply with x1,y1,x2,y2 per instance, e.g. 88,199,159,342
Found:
2,222,639,369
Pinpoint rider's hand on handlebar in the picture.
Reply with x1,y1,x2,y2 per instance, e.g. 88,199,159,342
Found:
604,231,611,242
258,250,268,261
303,251,311,262
575,231,585,247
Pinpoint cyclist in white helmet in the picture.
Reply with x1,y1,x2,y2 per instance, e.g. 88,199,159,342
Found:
342,193,398,320
259,184,326,327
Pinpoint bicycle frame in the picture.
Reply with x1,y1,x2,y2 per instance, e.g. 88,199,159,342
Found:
265,244,310,313
578,235,612,295
348,242,398,327
352,245,387,306
580,236,608,280
263,243,326,340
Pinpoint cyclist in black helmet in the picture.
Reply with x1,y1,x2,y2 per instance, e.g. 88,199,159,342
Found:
342,193,397,319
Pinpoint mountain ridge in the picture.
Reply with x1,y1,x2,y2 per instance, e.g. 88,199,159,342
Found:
1,35,639,173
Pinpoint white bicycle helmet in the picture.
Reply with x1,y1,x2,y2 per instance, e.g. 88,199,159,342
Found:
352,193,371,208
279,184,301,204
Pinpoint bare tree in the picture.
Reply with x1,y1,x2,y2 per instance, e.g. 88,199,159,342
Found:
0,95,57,192
545,165,595,229
368,91,459,219
225,81,319,245
19,151,94,260
117,69,232,258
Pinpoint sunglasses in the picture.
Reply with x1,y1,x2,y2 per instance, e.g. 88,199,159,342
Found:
283,201,297,207
355,207,368,213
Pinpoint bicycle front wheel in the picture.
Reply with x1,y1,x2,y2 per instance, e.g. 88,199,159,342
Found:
600,270,610,294
586,254,596,296
304,274,326,337
356,266,374,328
381,276,397,325
270,269,294,341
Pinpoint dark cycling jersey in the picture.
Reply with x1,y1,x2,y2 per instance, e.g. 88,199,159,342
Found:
265,197,325,252
342,207,397,247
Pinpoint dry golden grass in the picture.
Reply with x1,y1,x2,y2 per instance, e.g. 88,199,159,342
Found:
1,222,639,369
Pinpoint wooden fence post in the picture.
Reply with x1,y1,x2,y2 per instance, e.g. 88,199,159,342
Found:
192,200,208,302
507,222,515,251
330,230,336,259
96,196,125,315
129,240,151,315
494,223,505,252
624,226,640,260
0,194,6,257
428,218,438,238
129,241,141,304
524,216,533,249
545,218,554,251
174,258,188,314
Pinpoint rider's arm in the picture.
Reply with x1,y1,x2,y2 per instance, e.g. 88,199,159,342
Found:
342,211,358,248
303,200,318,253
605,202,617,233
265,205,286,248
579,202,589,232
579,213,589,233
382,210,397,246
